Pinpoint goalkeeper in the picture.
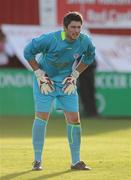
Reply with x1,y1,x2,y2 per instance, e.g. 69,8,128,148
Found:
24,11,95,171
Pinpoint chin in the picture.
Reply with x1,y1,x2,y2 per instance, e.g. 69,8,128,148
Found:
72,36,78,40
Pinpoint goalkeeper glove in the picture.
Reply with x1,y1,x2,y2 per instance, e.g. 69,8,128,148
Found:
62,70,80,95
34,69,54,94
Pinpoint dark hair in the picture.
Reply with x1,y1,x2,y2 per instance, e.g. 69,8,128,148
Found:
63,11,83,28
0,29,6,41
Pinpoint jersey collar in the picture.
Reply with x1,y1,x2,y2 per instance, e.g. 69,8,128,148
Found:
61,31,66,41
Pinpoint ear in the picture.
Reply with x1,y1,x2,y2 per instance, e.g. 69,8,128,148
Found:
64,25,68,32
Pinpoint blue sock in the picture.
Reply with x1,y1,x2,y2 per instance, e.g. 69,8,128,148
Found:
32,118,48,161
67,123,81,165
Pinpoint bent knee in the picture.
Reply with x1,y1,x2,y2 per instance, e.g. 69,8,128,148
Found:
64,112,80,124
35,112,49,120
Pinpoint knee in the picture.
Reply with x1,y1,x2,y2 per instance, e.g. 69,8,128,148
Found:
65,112,80,124
35,112,49,120
69,117,80,124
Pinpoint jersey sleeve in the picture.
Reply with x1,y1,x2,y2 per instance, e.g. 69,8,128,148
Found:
81,36,96,65
23,33,51,61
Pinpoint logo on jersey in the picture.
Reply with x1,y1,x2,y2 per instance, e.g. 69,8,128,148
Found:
73,53,80,60
66,47,72,50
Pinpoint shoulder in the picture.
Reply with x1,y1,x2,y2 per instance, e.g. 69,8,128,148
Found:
79,33,93,44
35,30,61,45
39,31,55,39
44,30,62,41
79,33,95,51
53,30,63,41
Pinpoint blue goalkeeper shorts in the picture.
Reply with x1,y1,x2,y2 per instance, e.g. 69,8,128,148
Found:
33,78,79,112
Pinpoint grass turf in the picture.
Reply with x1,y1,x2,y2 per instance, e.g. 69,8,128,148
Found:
0,116,131,180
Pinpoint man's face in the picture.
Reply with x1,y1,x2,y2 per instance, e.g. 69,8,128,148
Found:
64,21,82,41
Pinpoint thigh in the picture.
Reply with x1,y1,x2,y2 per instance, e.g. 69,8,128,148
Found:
33,78,55,113
34,94,54,112
58,91,79,112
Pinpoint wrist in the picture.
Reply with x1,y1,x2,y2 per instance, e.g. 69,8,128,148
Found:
34,69,45,77
71,70,80,79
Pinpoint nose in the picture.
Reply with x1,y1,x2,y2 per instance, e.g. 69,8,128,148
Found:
75,27,80,33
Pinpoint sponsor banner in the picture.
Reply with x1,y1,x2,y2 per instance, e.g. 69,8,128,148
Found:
0,69,34,116
57,0,131,28
0,70,32,88
96,72,131,117
0,70,131,116
2,25,131,72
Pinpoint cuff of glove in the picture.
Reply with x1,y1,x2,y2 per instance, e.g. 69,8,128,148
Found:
34,69,45,77
71,70,80,79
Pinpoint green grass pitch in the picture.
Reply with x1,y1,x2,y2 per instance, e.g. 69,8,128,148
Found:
0,116,131,180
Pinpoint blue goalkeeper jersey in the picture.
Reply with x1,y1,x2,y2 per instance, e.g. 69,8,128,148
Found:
24,30,95,82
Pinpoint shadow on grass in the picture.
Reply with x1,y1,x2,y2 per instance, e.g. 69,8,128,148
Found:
0,170,32,180
0,169,72,180
31,169,72,180
0,116,131,138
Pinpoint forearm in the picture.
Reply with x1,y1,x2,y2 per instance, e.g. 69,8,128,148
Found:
28,59,40,71
75,62,88,75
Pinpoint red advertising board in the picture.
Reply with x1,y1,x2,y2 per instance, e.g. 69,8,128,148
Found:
0,0,39,25
57,0,131,27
